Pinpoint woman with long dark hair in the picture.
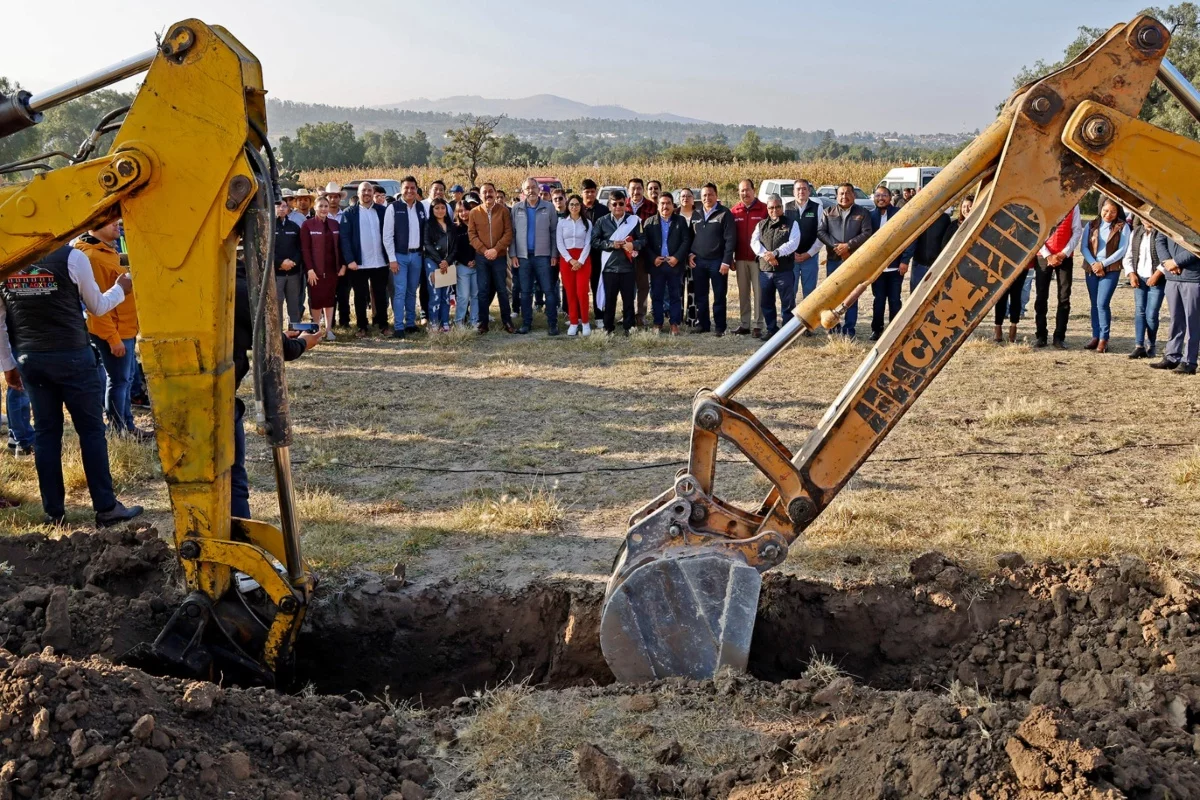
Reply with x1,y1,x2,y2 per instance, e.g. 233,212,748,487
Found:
1080,198,1130,353
423,198,454,333
555,194,593,336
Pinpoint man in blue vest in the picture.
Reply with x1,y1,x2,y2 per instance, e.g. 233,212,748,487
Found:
0,244,143,526
384,176,428,338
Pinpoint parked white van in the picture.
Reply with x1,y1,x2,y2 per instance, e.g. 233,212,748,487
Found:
758,179,797,209
877,166,942,192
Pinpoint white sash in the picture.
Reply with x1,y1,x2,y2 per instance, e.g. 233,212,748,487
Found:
600,214,640,273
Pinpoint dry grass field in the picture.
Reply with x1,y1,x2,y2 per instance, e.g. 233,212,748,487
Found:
3,272,1196,590
299,160,896,198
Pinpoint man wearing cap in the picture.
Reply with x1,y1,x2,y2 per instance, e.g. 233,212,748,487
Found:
449,184,466,215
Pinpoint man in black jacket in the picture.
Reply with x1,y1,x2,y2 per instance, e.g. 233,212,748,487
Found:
817,184,875,337
274,199,305,326
591,190,645,334
231,261,322,518
579,179,608,327
910,209,954,290
688,183,737,336
642,193,693,334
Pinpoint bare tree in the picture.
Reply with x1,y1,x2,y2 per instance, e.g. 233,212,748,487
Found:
441,115,503,185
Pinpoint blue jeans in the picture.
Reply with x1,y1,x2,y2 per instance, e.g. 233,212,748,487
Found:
91,335,136,432
825,258,858,336
1020,269,1034,319
691,259,728,333
391,251,424,330
232,399,250,519
760,269,796,333
650,265,684,326
1132,277,1165,349
17,346,117,517
910,262,931,291
456,264,479,326
427,259,451,327
519,256,558,329
6,385,32,449
476,256,511,328
1085,270,1120,340
793,258,819,300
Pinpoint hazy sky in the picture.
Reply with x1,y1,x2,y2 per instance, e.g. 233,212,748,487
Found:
6,0,1155,134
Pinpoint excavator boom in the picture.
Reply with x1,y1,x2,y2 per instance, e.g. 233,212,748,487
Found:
0,21,308,685
602,15,1199,682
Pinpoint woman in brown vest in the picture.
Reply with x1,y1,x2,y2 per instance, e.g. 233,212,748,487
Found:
1079,198,1130,353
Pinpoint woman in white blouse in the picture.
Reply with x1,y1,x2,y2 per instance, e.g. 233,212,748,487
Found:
555,195,594,336
1123,218,1166,359
1079,198,1130,353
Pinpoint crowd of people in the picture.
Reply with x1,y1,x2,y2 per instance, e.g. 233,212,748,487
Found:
0,171,1196,524
276,174,1199,369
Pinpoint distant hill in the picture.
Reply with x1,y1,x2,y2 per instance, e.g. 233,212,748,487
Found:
379,94,706,124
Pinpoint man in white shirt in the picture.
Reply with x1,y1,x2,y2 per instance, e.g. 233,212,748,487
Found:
1123,220,1167,358
0,245,143,527
338,182,389,337
751,194,801,337
867,186,915,341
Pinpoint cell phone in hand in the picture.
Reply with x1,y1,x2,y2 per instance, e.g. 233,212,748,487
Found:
288,323,320,333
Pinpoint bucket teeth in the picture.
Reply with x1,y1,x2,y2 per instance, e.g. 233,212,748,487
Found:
600,554,762,683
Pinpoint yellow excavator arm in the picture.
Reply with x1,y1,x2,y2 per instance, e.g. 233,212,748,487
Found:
0,20,309,685
601,15,1200,682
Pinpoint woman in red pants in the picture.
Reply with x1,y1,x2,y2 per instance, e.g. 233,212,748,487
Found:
555,194,594,336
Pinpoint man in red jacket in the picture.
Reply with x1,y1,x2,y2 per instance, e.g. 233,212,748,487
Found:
731,179,769,337
1034,206,1082,349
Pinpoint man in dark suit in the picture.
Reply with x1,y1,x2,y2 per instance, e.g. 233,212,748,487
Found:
817,184,875,337
338,181,389,337
642,193,693,334
867,185,915,341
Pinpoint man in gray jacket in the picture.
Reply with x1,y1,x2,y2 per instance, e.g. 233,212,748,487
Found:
511,177,560,335
817,184,875,337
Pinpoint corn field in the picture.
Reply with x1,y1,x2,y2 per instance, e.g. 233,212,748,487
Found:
298,160,898,198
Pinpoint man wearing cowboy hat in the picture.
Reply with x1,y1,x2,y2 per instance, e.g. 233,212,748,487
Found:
288,188,314,227
322,182,344,222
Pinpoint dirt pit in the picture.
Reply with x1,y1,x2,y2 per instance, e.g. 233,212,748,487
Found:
0,529,1198,799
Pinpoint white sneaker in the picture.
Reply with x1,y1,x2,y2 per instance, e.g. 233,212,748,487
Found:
567,324,578,336
581,323,591,337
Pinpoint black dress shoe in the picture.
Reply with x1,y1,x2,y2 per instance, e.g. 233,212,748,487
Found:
96,500,143,528
1052,339,1067,350
869,331,882,342
1129,346,1147,359
517,326,531,334
1034,337,1047,348
548,328,560,337
43,514,65,527
1150,358,1180,370
405,326,419,334
1173,362,1197,375
392,329,406,339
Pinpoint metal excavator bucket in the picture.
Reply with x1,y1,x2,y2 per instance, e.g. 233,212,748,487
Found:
600,476,789,683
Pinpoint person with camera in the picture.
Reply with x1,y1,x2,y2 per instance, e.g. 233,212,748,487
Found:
0,242,143,527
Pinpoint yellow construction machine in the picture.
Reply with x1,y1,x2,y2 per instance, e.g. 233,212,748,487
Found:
600,16,1200,681
0,21,309,686
2,15,1197,689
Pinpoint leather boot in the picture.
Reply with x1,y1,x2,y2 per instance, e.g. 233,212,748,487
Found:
1084,338,1100,350
1007,323,1017,343
1097,339,1108,353
994,324,1003,343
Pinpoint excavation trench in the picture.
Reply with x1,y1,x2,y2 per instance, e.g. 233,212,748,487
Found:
1,527,1037,705
4,530,1200,798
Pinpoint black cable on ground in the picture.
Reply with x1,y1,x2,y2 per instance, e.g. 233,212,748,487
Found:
251,441,1195,477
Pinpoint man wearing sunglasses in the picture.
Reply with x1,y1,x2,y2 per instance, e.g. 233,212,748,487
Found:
591,190,645,335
